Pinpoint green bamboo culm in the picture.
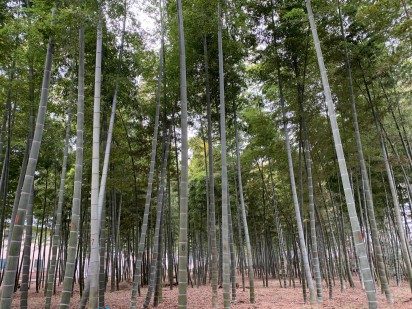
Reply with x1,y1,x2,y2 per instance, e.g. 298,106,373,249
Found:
204,35,219,307
0,8,55,309
143,126,171,308
45,104,72,309
274,26,317,307
130,1,164,308
335,0,393,303
60,15,85,309
19,184,34,309
305,0,377,308
88,0,103,306
234,92,255,305
217,2,231,308
177,0,189,307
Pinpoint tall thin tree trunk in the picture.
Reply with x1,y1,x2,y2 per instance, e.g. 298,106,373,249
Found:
36,171,48,292
60,19,85,309
96,5,127,305
336,0,393,302
0,9,55,307
217,3,230,308
203,36,219,307
275,41,316,306
301,124,322,301
233,177,245,291
305,1,377,307
234,107,255,303
45,105,72,309
268,161,286,288
154,195,164,306
130,2,164,307
14,103,34,295
167,173,174,289
89,0,103,306
143,127,171,308
367,84,412,293
98,190,107,306
201,134,209,286
19,184,34,309
176,0,189,307
228,191,236,302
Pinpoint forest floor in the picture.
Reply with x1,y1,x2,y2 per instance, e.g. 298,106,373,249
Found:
11,276,412,309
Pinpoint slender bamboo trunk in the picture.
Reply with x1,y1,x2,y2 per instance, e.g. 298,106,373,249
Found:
110,191,116,292
268,161,286,288
203,36,219,307
234,100,255,304
45,105,72,309
36,172,48,292
167,171,174,289
89,0,103,306
305,1,377,307
0,9,55,307
217,3,230,308
315,204,332,299
11,111,34,293
234,176,245,291
336,0,392,302
130,2,164,305
176,0,189,307
60,19,85,309
154,195,165,306
19,184,34,309
96,5,127,305
201,134,209,286
275,43,316,306
301,115,323,302
228,192,237,302
143,127,171,308
98,189,107,305
368,91,412,293
297,143,307,303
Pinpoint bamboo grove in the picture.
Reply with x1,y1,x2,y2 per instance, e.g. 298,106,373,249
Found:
0,0,411,308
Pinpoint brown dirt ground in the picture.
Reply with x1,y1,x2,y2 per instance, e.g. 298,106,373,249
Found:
11,276,412,309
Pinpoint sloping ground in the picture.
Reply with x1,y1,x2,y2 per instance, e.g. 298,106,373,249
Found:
11,277,412,308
